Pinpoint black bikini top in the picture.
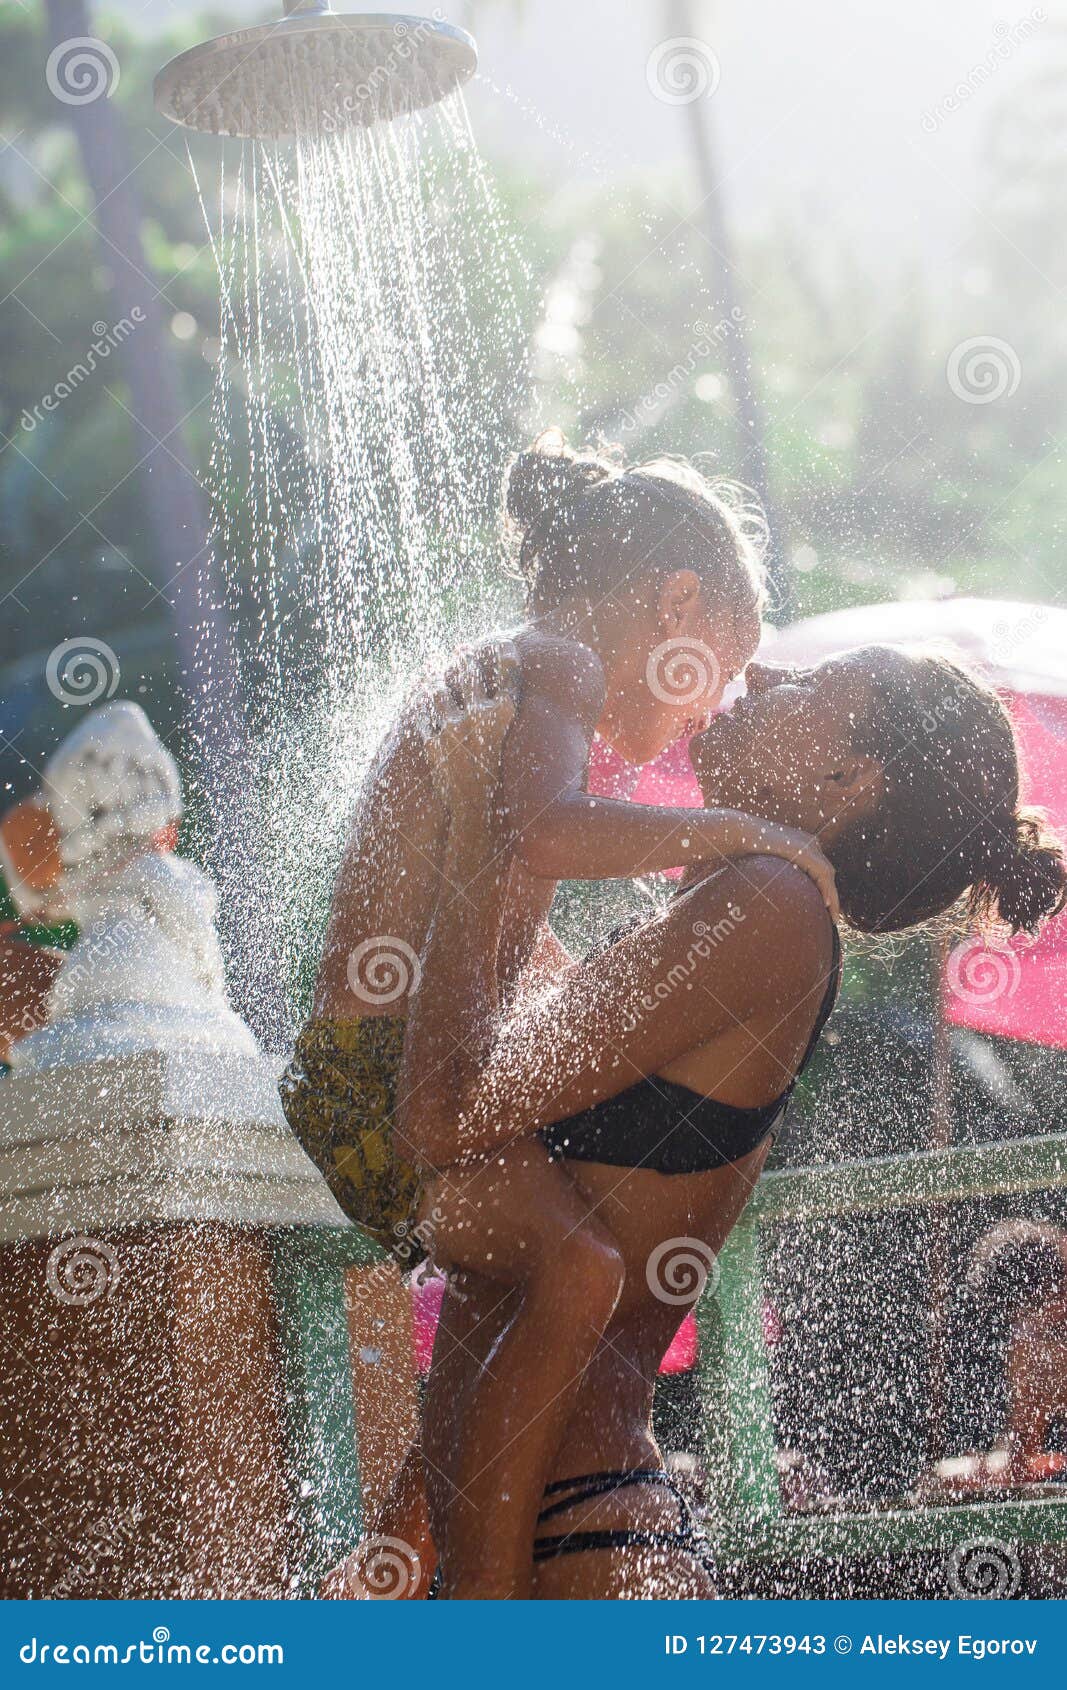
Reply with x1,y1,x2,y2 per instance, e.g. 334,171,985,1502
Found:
543,925,842,1177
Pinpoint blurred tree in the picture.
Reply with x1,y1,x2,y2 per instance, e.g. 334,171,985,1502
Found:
667,0,784,605
2,4,1065,723
38,0,231,718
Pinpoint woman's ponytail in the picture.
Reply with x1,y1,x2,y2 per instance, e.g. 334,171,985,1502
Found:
970,808,1067,935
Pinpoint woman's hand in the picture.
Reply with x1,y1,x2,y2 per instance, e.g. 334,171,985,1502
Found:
419,640,519,815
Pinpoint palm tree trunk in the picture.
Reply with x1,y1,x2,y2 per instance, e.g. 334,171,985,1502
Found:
666,0,788,612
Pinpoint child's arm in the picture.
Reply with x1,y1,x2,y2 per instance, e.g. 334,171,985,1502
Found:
502,637,837,913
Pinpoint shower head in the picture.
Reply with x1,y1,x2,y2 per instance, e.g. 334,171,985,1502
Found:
153,4,477,141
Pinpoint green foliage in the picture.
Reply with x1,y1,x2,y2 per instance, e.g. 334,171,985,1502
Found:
2,6,1064,755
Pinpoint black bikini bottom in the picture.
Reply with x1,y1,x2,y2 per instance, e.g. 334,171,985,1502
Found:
540,1074,782,1175
426,1468,716,1596
532,1467,717,1579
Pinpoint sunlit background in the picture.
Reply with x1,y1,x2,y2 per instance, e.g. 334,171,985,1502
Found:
3,1,1067,1546
4,0,1066,757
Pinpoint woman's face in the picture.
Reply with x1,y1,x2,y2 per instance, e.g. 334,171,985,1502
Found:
690,648,891,838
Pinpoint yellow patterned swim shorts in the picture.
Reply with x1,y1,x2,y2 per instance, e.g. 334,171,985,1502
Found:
278,1016,424,1266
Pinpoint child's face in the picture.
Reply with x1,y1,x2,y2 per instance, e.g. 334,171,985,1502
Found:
597,575,760,764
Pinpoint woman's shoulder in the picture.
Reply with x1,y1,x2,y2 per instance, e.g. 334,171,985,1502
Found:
717,853,837,991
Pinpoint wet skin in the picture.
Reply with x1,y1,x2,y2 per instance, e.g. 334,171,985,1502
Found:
427,1139,769,1600
414,649,909,1598
313,597,764,1598
688,650,889,842
313,606,756,1025
322,643,903,1596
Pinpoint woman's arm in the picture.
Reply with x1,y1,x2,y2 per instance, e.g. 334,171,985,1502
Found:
403,843,829,1170
397,668,832,1169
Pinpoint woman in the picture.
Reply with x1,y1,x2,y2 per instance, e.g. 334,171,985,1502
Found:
401,641,1066,1598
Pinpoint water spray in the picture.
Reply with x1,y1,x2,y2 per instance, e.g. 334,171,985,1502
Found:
150,1,514,1038
154,4,477,140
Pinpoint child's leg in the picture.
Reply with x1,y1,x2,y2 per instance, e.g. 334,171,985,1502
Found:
422,1139,624,1599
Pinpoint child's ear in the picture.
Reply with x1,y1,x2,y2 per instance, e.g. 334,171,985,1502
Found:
657,569,704,632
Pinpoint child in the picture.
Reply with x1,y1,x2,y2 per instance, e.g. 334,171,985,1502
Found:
282,431,837,1597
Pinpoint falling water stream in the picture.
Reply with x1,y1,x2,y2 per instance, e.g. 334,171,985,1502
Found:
191,87,525,1041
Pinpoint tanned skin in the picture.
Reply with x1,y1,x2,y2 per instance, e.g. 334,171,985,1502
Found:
391,654,917,1597
313,574,839,1598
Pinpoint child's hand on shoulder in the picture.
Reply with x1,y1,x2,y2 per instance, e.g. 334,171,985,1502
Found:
735,819,840,921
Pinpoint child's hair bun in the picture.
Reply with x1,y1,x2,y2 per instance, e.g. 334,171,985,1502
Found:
505,429,614,538
502,426,767,614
